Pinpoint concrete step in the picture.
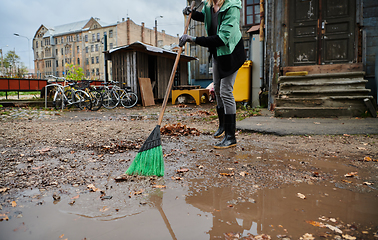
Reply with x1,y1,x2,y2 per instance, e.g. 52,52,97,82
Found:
276,96,370,108
278,71,366,84
279,80,368,91
279,89,371,98
274,107,366,118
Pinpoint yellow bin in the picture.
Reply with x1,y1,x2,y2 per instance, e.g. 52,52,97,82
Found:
233,60,252,102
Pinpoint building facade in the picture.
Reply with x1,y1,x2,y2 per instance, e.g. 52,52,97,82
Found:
33,17,179,80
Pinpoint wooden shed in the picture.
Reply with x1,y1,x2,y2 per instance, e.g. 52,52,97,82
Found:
106,41,196,100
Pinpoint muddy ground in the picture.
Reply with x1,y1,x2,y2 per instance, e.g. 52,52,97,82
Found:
0,103,377,240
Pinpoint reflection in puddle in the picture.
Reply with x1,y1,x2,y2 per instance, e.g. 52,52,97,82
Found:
186,181,378,239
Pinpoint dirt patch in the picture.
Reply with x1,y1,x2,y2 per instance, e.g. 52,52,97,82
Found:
0,104,377,239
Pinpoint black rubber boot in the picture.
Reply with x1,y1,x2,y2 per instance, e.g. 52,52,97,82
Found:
214,114,236,149
213,107,225,138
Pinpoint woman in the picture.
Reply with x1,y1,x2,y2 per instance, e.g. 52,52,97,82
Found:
180,0,245,149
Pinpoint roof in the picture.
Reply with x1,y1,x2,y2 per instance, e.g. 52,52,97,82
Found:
43,18,115,38
108,41,197,62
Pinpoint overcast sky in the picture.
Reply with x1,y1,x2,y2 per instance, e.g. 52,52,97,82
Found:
0,0,187,70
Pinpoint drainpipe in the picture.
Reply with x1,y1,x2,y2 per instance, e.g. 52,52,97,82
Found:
259,0,265,90
104,32,108,82
376,50,378,104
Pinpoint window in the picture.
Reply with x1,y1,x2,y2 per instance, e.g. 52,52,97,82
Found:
91,45,94,52
109,30,113,38
109,43,113,49
245,0,260,25
92,69,95,75
61,37,64,44
86,69,90,77
92,34,95,42
96,68,99,76
56,71,59,77
96,56,99,63
56,60,59,67
86,58,89,65
45,60,51,68
97,33,100,42
61,48,63,55
77,58,80,65
85,35,88,42
95,44,98,52
56,49,58,56
76,34,80,42
77,46,80,54
62,60,64,66
85,46,88,53
91,57,94,64
36,41,38,48
45,38,50,45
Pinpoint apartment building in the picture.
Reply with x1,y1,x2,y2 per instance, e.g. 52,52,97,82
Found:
33,17,179,80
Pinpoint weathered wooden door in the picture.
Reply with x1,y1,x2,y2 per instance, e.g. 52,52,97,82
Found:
289,0,355,66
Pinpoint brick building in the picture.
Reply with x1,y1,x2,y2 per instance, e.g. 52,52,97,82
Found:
33,17,179,80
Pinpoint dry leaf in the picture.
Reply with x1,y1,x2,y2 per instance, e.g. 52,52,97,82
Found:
297,193,306,199
71,195,80,200
99,206,109,212
324,224,343,234
153,185,166,189
11,201,17,207
363,156,372,162
342,234,356,240
0,213,9,221
341,179,352,183
87,184,100,192
300,233,315,240
59,234,65,238
344,172,358,177
176,168,189,173
306,220,325,228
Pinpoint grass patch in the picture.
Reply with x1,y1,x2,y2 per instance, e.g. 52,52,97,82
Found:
0,91,40,97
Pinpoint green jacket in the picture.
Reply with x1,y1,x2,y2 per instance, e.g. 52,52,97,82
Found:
201,0,242,57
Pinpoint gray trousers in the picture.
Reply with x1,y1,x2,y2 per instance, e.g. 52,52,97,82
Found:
213,57,238,114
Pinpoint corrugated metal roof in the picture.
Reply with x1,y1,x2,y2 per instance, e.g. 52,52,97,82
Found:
108,41,197,61
43,18,115,38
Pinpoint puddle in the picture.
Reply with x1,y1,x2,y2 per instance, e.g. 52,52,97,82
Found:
1,179,377,240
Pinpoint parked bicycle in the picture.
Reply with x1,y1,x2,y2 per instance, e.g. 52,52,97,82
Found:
98,81,138,109
76,80,103,111
46,75,92,111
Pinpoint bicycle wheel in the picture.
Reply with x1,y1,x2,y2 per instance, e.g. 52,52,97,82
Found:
89,89,103,111
121,92,138,108
53,90,65,110
102,90,119,109
74,90,92,110
64,89,75,109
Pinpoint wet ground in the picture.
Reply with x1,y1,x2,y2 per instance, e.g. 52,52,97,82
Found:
0,104,377,239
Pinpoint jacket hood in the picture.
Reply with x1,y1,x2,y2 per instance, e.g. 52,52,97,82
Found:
221,0,242,10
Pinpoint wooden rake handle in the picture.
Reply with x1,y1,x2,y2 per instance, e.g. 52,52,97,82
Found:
157,1,196,126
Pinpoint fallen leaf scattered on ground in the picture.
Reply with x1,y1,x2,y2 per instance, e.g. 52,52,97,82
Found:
344,172,358,177
161,123,201,136
87,184,100,192
300,233,315,240
342,234,356,240
0,213,9,221
341,179,352,184
153,185,166,189
99,206,109,212
297,193,306,199
176,168,189,173
59,234,65,239
36,148,51,154
71,195,80,200
11,201,17,207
